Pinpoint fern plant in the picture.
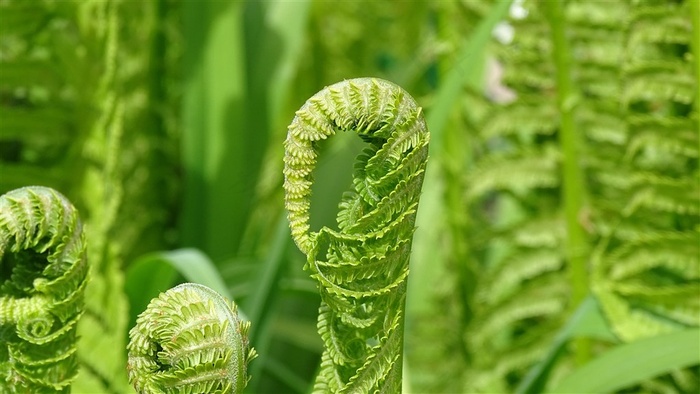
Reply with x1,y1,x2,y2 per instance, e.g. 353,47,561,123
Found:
0,187,255,394
283,77,429,392
127,283,256,394
453,2,573,391
0,186,88,393
421,0,700,392
1,1,178,391
589,0,700,343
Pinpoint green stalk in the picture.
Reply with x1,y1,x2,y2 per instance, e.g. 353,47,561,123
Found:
543,0,590,365
691,0,700,152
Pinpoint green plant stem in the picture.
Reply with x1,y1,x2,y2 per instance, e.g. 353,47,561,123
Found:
691,0,700,153
543,0,590,365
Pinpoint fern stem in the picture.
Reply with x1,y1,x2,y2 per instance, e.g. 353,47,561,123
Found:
691,0,700,152
543,0,591,365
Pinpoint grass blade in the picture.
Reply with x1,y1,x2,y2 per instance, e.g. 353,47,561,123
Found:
516,295,617,394
125,248,234,330
548,329,700,393
181,1,250,261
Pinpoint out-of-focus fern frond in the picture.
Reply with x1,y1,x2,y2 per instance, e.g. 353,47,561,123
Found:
591,0,699,348
455,1,578,391
457,0,698,392
594,232,700,341
480,101,558,138
626,116,698,161
466,145,560,200
0,0,179,391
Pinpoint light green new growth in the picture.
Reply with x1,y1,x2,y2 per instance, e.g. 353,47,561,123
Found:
127,283,257,394
0,186,89,393
283,78,430,393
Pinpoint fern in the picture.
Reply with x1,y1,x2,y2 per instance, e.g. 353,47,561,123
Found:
1,1,178,391
0,186,88,393
283,78,429,393
592,0,699,346
127,283,256,394
454,1,577,390
456,0,699,392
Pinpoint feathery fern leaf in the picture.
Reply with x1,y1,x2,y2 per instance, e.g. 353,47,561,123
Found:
458,1,577,390
0,0,178,391
591,0,699,346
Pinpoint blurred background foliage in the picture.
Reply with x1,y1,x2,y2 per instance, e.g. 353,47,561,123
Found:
0,0,698,393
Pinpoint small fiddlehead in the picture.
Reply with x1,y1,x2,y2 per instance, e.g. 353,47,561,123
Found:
283,78,430,393
127,283,256,394
0,186,89,393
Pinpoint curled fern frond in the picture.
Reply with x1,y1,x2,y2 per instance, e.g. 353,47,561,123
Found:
0,186,88,393
283,78,429,393
126,283,256,394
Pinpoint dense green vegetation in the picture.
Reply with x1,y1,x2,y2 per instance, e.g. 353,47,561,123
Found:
1,0,698,393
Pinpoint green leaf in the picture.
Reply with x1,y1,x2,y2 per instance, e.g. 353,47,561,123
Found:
548,329,700,394
181,0,251,261
125,248,233,330
516,296,617,394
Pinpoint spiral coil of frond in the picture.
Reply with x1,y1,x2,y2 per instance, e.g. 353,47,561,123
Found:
284,78,429,393
0,186,88,393
127,283,256,394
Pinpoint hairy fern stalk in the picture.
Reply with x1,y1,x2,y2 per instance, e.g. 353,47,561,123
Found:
284,78,430,393
0,186,88,393
127,283,256,394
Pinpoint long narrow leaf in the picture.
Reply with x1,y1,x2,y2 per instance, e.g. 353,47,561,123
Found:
125,248,234,330
548,329,700,393
516,296,617,394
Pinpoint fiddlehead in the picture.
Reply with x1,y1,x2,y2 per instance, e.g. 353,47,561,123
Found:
127,283,256,394
283,78,430,393
0,186,88,393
